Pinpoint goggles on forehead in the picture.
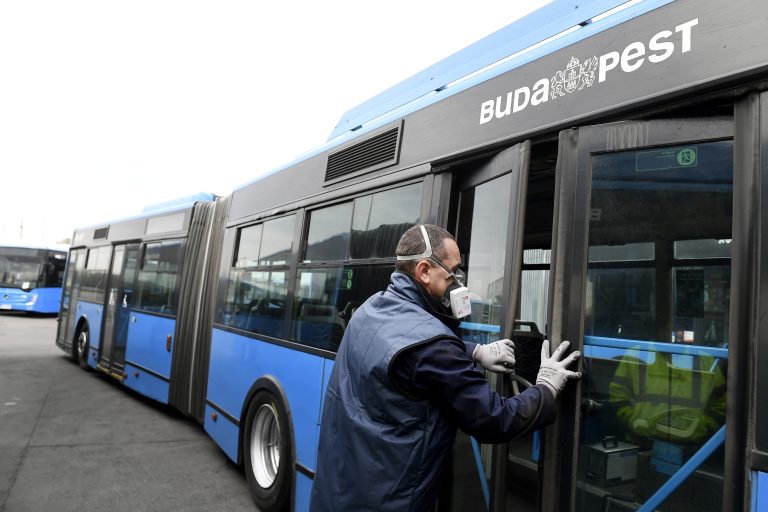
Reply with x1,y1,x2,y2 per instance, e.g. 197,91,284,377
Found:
396,225,465,285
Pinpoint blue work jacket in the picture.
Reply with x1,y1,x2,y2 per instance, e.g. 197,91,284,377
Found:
310,272,554,512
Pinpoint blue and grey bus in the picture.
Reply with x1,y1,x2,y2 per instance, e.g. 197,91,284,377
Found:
56,0,768,510
0,244,67,313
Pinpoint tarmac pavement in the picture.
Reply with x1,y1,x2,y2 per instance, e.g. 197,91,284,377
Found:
0,312,257,512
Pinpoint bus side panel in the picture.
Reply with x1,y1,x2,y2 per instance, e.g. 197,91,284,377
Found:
295,473,313,512
753,471,768,512
124,312,175,379
33,287,62,314
76,300,103,369
203,404,239,462
123,362,170,404
205,328,325,471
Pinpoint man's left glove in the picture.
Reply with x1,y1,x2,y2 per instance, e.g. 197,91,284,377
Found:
472,339,515,373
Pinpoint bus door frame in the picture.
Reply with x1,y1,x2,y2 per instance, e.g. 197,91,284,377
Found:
543,108,758,511
99,241,141,374
431,141,532,512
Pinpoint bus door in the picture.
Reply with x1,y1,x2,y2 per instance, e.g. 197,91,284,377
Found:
544,117,741,511
99,243,140,374
438,141,535,512
59,248,85,346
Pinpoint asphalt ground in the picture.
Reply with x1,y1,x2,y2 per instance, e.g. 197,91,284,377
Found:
0,312,257,512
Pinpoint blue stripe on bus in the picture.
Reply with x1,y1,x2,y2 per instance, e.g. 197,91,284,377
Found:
584,335,729,359
459,322,501,334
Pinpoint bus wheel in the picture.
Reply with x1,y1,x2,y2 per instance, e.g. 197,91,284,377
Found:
75,326,90,370
244,390,291,511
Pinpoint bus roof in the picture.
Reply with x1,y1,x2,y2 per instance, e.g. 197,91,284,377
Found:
0,243,69,253
234,0,672,192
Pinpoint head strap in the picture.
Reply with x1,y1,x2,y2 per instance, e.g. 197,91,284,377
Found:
396,225,432,261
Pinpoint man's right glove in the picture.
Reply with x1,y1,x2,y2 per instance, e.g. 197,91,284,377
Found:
536,339,582,398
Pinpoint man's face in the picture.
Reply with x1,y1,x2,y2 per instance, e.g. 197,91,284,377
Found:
423,238,462,300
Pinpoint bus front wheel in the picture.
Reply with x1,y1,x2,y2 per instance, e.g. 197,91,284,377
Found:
75,326,90,370
243,390,292,511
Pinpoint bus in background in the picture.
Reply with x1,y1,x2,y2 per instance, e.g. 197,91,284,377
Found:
54,193,230,416
0,244,68,313
57,0,768,510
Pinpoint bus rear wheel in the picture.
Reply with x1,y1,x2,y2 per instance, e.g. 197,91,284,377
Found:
75,326,90,370
243,390,291,511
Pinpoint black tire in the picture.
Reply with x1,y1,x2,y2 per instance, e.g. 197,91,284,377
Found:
243,390,292,512
75,325,90,370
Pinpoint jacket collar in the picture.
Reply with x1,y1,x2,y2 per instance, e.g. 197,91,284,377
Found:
387,271,462,333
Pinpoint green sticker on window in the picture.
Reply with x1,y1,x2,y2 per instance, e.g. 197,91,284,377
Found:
636,146,698,172
676,148,697,166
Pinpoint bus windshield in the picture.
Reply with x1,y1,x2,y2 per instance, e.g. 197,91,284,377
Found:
0,247,43,289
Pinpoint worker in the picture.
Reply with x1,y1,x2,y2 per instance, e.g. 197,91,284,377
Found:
310,224,581,511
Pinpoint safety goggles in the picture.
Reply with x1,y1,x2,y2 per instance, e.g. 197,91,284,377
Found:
396,225,465,285
427,256,466,286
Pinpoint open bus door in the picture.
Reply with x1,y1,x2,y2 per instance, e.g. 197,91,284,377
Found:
98,243,140,375
434,141,539,511
543,112,755,511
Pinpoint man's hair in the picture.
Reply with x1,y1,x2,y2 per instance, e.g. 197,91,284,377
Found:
395,224,455,276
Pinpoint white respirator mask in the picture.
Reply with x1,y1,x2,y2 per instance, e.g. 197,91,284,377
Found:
397,225,472,319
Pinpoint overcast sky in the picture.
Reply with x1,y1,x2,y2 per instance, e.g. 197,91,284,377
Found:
0,1,550,246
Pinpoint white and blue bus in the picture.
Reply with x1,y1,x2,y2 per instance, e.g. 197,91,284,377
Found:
57,0,768,510
0,244,67,313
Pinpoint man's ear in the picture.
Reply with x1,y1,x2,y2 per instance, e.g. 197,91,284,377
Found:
413,259,431,285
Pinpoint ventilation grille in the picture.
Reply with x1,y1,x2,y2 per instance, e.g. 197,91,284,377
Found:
325,127,400,182
93,227,109,239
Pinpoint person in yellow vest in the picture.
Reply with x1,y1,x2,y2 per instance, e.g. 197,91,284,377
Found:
609,350,726,447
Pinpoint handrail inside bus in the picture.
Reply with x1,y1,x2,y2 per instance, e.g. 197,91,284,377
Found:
584,335,729,360
637,425,726,512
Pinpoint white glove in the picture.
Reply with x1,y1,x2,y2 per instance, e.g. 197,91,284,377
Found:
472,339,515,374
536,339,582,398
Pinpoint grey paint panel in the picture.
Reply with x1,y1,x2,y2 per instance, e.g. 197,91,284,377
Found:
402,0,768,165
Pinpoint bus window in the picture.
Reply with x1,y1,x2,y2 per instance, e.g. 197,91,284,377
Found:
350,183,422,259
80,245,111,301
576,141,732,511
135,241,184,315
292,183,423,351
224,215,295,336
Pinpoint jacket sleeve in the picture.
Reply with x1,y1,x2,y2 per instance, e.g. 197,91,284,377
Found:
391,338,557,444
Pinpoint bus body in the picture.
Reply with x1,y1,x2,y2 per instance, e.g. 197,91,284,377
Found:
54,193,228,414
57,1,768,510
0,244,67,313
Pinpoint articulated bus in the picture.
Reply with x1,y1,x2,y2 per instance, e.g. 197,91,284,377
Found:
0,244,67,313
56,0,768,510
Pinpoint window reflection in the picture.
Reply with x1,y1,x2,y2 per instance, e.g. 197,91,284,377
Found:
291,266,393,351
577,141,733,511
135,241,184,314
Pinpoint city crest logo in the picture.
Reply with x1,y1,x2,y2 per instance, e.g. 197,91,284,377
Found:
550,56,598,98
